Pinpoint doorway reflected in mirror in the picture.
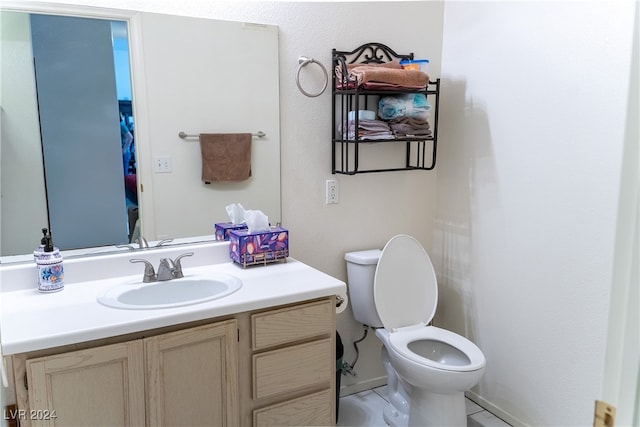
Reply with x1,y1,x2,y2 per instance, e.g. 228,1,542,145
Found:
1,12,137,254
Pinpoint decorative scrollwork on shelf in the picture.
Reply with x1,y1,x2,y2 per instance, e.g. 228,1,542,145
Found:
332,42,414,65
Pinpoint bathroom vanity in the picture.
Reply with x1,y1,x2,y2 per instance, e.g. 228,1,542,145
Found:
1,242,345,426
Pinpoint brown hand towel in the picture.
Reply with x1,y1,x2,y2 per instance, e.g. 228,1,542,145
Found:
199,133,252,183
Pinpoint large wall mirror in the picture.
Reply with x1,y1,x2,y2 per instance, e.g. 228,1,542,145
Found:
0,3,281,262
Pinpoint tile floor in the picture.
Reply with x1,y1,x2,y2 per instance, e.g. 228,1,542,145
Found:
337,386,512,427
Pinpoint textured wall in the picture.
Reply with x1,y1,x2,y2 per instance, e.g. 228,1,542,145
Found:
437,1,636,425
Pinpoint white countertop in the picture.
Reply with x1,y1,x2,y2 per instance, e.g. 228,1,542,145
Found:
0,242,345,355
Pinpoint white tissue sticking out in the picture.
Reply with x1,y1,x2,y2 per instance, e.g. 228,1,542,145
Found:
245,210,270,233
226,203,246,224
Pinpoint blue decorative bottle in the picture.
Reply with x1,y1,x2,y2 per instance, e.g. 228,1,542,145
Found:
34,228,64,292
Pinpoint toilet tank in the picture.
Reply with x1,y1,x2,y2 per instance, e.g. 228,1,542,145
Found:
345,249,383,327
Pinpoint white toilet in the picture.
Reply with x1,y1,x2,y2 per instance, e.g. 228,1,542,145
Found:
345,234,486,427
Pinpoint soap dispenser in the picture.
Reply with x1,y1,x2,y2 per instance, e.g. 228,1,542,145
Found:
34,228,64,292
33,228,47,261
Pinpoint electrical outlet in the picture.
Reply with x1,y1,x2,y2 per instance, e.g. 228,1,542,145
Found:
154,156,172,173
326,179,339,204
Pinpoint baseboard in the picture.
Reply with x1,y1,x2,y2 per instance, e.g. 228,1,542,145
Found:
339,375,387,397
466,390,527,427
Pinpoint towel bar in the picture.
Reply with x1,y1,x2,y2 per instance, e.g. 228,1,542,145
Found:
178,131,266,139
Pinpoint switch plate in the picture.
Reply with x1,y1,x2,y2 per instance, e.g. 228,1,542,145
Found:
325,179,339,204
154,156,172,173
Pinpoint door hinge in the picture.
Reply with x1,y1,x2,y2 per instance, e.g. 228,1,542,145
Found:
594,400,616,427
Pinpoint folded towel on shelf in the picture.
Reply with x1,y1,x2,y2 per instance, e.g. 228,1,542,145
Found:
360,82,427,91
338,119,393,141
335,60,429,89
347,60,403,71
199,133,252,183
389,117,432,138
335,60,402,85
349,66,429,88
378,93,431,121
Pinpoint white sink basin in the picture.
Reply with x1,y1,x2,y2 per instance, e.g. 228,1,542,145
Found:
97,274,242,310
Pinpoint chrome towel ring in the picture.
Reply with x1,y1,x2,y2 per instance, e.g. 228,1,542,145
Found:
296,56,328,97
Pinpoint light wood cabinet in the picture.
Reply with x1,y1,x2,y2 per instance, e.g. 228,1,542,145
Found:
15,320,238,427
253,389,333,427
26,340,146,427
11,297,336,427
145,320,239,426
249,299,336,426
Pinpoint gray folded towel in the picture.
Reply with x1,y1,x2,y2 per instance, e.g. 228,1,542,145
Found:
199,133,252,183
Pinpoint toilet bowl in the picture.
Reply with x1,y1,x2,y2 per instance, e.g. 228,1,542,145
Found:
345,235,486,426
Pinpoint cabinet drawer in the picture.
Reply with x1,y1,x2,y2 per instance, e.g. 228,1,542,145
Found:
252,299,333,351
253,389,332,427
252,338,331,400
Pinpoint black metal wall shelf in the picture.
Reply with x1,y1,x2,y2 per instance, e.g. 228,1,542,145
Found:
332,42,440,175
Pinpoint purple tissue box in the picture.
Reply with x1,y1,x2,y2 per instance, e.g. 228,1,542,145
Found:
215,222,248,241
229,226,289,267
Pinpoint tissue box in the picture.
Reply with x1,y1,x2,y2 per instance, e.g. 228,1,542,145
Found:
215,222,248,241
229,226,289,267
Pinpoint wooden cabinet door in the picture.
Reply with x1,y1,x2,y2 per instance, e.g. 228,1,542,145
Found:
26,340,145,427
145,319,239,427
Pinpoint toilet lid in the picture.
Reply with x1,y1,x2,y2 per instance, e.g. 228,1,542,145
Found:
374,235,438,330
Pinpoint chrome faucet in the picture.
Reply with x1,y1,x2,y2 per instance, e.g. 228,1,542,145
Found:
130,252,194,283
156,258,176,281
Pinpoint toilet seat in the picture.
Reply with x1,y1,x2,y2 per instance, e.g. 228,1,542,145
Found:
374,234,438,330
387,326,485,372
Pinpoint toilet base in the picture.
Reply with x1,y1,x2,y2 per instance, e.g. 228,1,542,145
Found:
383,402,409,427
380,343,411,426
409,389,466,427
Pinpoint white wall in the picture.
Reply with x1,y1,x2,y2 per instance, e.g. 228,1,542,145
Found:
602,4,639,425
437,1,637,425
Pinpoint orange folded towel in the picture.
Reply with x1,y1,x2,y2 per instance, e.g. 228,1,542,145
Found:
349,66,429,87
335,60,403,83
199,133,252,183
347,60,403,71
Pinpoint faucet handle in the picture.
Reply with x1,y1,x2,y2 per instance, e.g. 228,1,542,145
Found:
172,252,194,279
130,258,156,282
155,239,174,247
135,237,149,249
